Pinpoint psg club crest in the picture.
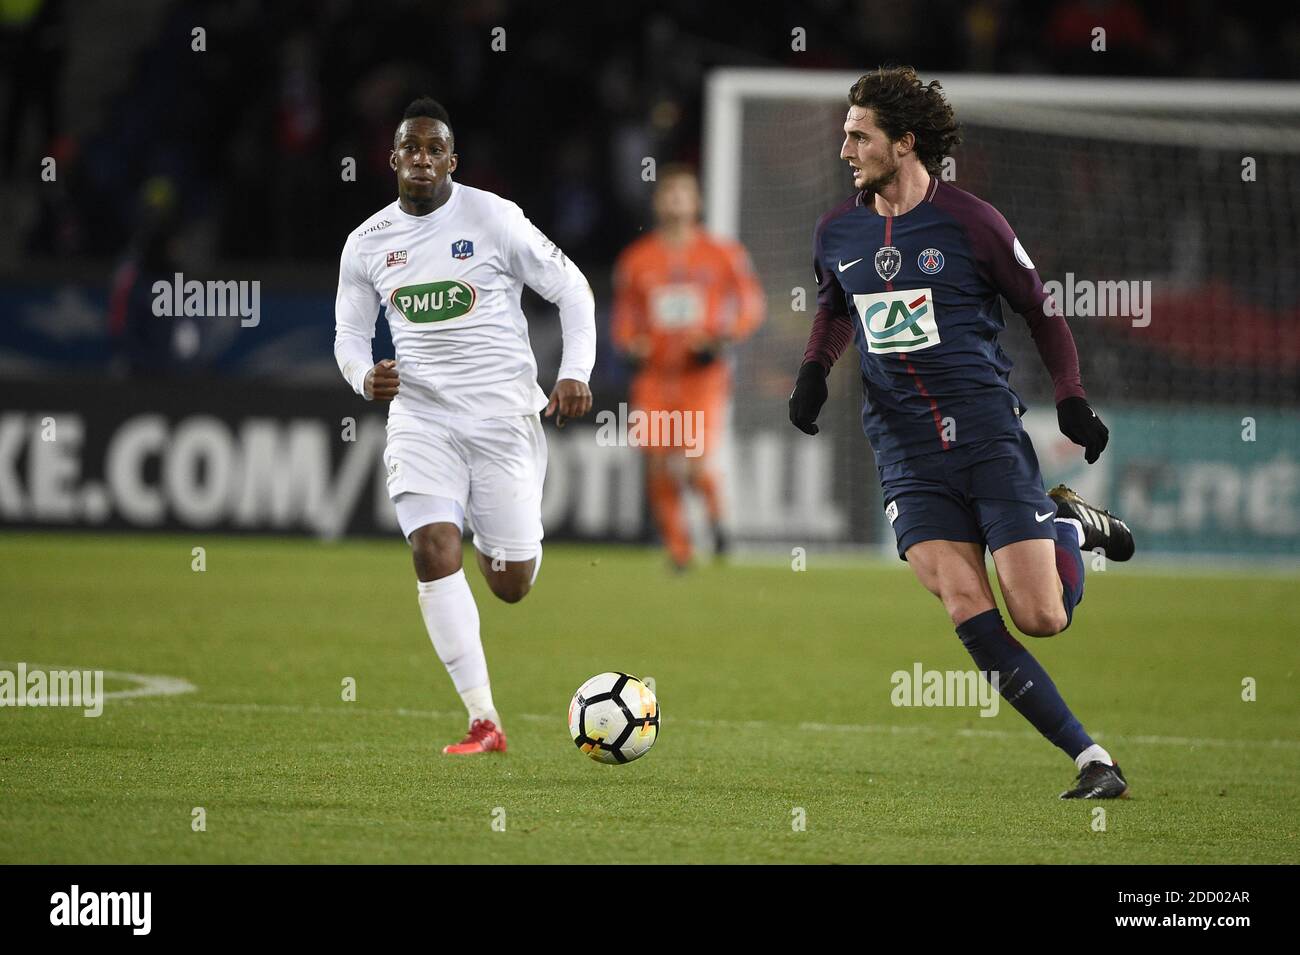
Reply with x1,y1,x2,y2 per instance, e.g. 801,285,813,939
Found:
918,248,944,274
874,245,902,282
451,238,474,260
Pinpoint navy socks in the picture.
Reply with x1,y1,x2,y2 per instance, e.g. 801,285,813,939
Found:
1054,532,1086,629
955,608,1093,759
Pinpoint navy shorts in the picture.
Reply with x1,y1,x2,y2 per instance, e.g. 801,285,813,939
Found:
879,429,1059,560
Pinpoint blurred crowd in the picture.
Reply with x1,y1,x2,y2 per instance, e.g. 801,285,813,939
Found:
3,0,1298,275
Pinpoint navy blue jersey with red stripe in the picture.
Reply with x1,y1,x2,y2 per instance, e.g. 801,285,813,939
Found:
813,177,1060,466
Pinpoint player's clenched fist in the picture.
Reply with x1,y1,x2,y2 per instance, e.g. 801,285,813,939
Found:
1056,396,1109,464
788,361,829,435
545,378,592,427
365,359,400,401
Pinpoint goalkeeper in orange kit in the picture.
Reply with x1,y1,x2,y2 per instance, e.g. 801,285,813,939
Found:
612,165,765,569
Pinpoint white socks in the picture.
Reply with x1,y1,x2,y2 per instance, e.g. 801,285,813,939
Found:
1056,517,1085,549
416,570,498,727
460,685,499,727
1076,743,1114,770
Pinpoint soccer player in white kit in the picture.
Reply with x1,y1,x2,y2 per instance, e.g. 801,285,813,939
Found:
334,98,595,754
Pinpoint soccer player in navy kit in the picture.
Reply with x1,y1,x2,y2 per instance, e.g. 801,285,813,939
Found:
789,67,1136,799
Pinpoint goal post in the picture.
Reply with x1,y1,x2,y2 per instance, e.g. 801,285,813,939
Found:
706,69,1300,560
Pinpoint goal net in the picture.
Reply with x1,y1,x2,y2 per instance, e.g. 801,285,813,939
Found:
706,70,1300,560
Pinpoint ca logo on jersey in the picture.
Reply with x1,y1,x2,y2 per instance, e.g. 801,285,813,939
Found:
390,280,477,323
853,287,941,354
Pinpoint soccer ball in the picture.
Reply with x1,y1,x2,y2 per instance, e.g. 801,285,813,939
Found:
568,672,659,764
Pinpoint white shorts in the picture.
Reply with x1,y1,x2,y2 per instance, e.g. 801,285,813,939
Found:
385,411,547,562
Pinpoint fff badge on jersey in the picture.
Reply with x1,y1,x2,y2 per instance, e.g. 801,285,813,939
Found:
451,238,474,259
874,245,902,282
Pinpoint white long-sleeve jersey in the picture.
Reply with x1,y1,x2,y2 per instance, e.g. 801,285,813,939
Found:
334,180,596,417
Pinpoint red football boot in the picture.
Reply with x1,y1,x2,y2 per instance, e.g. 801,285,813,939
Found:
442,719,507,755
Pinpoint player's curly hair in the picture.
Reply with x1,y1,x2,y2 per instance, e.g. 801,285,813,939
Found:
396,96,454,146
848,66,961,174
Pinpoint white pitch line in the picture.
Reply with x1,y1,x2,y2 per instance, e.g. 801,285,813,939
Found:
115,697,1300,752
0,661,197,700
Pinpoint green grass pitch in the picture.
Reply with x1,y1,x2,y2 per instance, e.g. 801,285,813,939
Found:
1,533,1296,864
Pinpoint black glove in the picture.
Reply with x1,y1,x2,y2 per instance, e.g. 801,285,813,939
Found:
1057,396,1109,464
788,361,829,435
690,346,720,367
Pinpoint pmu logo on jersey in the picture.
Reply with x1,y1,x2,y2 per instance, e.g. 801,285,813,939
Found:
386,250,407,267
917,248,944,274
451,238,474,259
852,287,940,355
874,245,902,281
390,280,477,323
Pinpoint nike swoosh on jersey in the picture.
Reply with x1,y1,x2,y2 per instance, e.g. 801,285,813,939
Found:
838,258,863,272
1035,511,1054,522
